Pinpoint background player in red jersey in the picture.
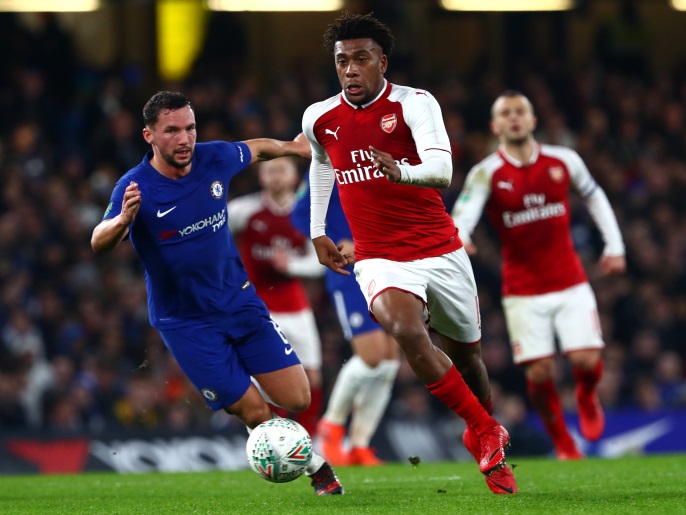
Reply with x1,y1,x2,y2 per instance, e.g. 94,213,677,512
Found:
228,157,325,437
302,12,516,494
452,91,626,460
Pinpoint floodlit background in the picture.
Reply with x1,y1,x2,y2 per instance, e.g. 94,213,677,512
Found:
1,0,685,473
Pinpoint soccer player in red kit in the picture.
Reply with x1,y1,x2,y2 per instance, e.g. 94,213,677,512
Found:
303,12,516,494
452,91,626,460
228,157,325,436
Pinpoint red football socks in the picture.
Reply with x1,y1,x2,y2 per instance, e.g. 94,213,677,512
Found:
427,365,495,434
527,378,571,441
572,359,603,394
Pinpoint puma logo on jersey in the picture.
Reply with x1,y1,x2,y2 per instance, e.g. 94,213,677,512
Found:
325,127,341,140
157,206,177,217
496,180,514,192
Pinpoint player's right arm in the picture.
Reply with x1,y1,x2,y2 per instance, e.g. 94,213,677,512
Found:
302,105,351,275
91,181,140,253
451,165,492,255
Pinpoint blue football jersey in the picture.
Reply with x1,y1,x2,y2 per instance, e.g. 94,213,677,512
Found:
104,141,261,328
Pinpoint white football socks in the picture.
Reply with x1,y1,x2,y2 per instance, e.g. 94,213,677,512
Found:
305,451,325,475
349,359,399,448
322,355,376,425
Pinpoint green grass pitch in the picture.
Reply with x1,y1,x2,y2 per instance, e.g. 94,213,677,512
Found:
1,455,684,514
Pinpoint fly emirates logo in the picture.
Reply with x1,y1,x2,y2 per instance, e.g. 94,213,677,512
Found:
502,193,566,228
179,209,226,236
335,149,410,185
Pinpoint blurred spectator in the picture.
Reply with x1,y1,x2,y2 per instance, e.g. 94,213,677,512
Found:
0,357,29,429
113,372,163,430
654,351,686,408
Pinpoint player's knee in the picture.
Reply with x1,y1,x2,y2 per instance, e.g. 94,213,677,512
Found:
568,350,601,370
281,388,311,413
524,359,553,382
358,347,385,368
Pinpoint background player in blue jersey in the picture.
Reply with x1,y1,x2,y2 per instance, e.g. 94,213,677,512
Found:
290,176,399,467
90,91,344,495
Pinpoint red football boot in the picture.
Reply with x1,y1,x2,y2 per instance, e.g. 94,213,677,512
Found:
576,387,605,441
316,420,349,466
464,427,517,494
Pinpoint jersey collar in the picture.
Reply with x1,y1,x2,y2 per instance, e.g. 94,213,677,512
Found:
341,79,390,109
260,191,294,216
497,142,540,168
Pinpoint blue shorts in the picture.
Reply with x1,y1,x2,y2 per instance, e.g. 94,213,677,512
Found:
158,300,301,411
327,272,381,341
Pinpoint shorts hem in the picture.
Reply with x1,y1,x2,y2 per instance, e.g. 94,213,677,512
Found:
514,352,557,366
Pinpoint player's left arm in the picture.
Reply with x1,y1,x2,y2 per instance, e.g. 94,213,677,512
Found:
272,240,327,279
567,149,626,276
451,164,493,255
372,90,452,188
244,133,311,164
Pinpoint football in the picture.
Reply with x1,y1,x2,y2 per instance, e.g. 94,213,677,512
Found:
246,418,313,483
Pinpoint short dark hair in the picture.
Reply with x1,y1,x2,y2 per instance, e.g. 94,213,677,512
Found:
491,89,535,117
142,91,192,127
499,89,526,100
323,11,395,56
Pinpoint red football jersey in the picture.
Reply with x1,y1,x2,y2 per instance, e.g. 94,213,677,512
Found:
304,81,460,262
453,144,599,296
228,192,310,313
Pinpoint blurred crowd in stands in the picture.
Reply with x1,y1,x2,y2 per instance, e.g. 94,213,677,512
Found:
0,10,685,440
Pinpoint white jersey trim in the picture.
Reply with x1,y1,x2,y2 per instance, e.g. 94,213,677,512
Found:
451,152,504,244
302,96,340,239
227,192,262,234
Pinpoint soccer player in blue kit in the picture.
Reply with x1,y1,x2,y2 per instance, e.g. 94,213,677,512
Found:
91,91,344,495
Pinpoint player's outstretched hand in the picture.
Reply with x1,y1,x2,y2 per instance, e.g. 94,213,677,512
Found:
600,254,626,276
313,235,352,275
369,146,401,182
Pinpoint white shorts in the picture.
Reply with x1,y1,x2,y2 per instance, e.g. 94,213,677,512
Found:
354,248,481,344
270,309,322,369
502,282,604,365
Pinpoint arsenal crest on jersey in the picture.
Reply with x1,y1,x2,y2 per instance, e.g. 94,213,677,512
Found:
380,113,397,134
548,166,564,183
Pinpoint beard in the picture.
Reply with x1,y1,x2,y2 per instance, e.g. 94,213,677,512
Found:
162,147,193,169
